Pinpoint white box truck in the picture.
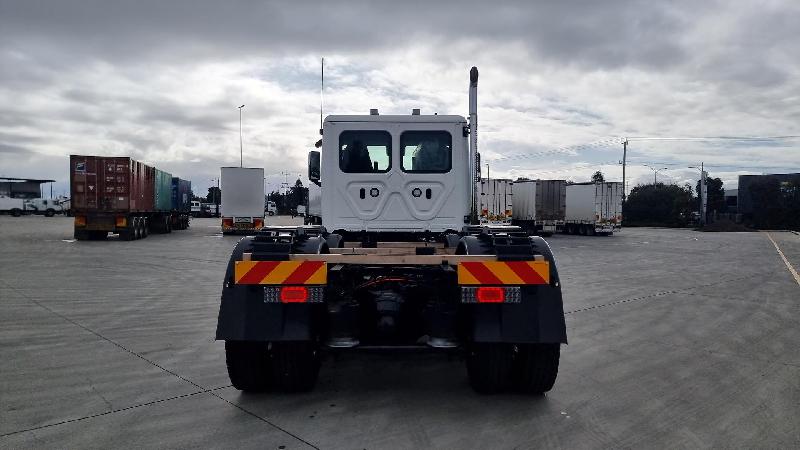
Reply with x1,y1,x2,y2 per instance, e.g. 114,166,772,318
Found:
0,195,25,216
220,167,265,235
564,182,623,235
512,180,566,236
477,178,513,224
305,180,322,225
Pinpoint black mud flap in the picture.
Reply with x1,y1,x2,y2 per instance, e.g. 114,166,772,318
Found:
469,284,567,344
215,236,317,341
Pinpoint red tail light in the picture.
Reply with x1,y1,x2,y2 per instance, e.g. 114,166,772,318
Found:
280,286,308,303
476,287,505,303
253,218,264,228
222,218,233,227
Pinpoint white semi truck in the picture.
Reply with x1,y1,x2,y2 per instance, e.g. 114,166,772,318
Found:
216,67,566,395
564,182,623,235
512,180,567,236
220,167,265,235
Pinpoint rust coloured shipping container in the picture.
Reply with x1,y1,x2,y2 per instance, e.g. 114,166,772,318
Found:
70,155,189,241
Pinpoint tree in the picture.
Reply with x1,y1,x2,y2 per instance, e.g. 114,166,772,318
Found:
591,171,605,183
206,186,221,204
622,183,694,227
696,176,725,214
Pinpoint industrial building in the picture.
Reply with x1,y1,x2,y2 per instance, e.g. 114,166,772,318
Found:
0,177,56,199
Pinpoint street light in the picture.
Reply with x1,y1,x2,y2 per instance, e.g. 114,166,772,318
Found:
238,104,245,167
644,164,668,184
211,177,220,217
689,163,706,225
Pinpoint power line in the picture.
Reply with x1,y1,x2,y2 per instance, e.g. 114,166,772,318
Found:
627,135,800,142
485,137,623,162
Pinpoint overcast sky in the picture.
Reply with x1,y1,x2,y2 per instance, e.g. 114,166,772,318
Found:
1,0,799,197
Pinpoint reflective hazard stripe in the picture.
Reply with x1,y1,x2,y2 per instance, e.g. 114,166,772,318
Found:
458,261,549,285
234,261,327,285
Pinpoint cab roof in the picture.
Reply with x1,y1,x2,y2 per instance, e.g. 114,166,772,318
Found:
325,114,466,124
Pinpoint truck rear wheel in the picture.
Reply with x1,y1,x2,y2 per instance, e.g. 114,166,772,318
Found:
466,343,515,394
512,344,560,394
11,208,21,217
225,341,271,392
45,209,55,217
269,342,320,392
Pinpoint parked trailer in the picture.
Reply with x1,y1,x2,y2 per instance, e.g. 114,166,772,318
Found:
512,180,566,236
564,182,623,235
220,167,264,235
70,155,187,240
171,177,191,230
477,178,513,224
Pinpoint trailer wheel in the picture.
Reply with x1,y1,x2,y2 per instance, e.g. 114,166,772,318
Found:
512,344,560,394
225,341,271,392
142,219,149,238
45,209,55,217
11,208,21,217
269,342,320,392
135,218,143,240
466,343,514,394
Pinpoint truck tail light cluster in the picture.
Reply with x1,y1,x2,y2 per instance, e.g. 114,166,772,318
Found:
116,216,127,227
222,218,233,228
263,286,324,304
461,286,521,303
74,216,86,227
253,218,264,229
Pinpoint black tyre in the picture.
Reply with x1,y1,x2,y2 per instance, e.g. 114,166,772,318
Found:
269,342,320,392
225,341,271,392
512,344,560,394
11,208,21,217
142,219,149,238
45,209,55,217
134,219,142,240
466,343,515,394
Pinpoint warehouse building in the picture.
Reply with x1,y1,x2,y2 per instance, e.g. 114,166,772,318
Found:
0,177,55,199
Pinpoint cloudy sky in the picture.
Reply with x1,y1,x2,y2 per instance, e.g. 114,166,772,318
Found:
1,0,799,198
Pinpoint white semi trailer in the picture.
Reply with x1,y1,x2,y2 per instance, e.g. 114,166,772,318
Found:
564,182,623,235
0,196,25,216
512,180,567,236
220,167,265,235
216,67,567,395
477,178,513,224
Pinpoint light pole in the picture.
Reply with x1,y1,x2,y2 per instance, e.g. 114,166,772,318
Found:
211,177,220,217
644,164,668,184
689,163,706,226
238,104,245,167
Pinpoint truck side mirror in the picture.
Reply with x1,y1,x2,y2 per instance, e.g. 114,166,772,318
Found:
308,151,321,186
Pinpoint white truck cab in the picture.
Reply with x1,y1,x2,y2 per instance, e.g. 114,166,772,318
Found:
315,114,471,234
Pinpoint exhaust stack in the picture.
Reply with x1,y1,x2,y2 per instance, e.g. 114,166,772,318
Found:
468,66,479,224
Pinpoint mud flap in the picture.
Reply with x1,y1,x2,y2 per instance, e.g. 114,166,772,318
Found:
216,284,315,341
469,284,567,344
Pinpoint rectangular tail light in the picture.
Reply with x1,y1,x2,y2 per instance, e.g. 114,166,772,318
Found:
461,286,521,303
253,218,264,229
264,286,324,303
116,216,127,227
74,216,87,227
222,217,233,228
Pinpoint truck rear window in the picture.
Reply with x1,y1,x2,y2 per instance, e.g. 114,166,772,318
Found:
339,130,391,173
401,131,452,173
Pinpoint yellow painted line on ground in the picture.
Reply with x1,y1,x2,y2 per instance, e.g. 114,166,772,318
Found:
766,232,800,287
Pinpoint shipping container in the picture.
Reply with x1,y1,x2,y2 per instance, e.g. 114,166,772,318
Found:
171,177,192,212
70,155,189,241
564,182,623,235
511,180,566,235
154,169,172,211
477,178,513,223
220,167,265,234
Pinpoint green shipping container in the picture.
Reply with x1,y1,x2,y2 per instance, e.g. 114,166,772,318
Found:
154,169,173,211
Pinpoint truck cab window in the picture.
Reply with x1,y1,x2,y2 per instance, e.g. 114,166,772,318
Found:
401,131,452,173
339,130,391,173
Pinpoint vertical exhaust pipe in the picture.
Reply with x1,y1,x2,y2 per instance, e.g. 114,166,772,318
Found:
468,66,479,224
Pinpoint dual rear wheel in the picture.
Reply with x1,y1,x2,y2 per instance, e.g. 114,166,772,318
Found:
466,343,560,394
225,341,320,393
